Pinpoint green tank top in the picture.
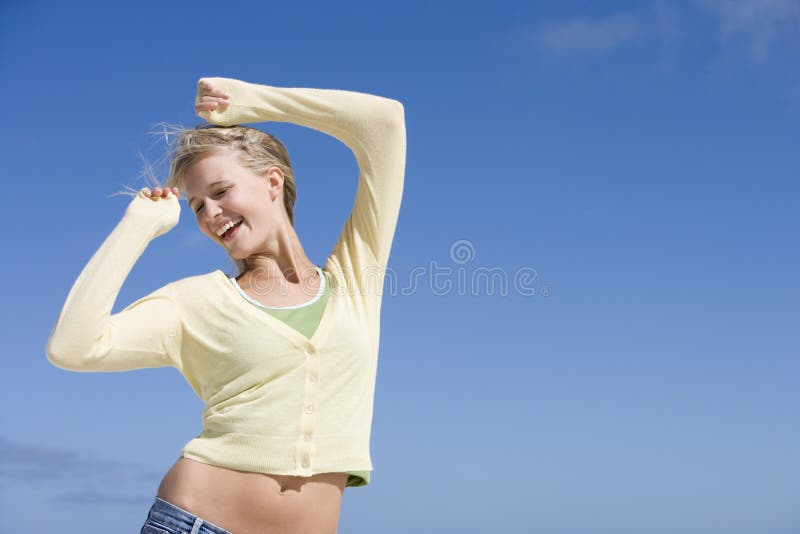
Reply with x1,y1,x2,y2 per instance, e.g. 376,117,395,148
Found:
227,265,331,339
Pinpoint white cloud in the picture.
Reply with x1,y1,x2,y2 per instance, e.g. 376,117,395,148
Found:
534,13,647,57
526,1,799,65
695,0,800,61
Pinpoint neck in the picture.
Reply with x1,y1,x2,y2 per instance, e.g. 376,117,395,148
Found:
238,220,318,287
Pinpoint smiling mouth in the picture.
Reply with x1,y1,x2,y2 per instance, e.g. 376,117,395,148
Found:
220,218,244,241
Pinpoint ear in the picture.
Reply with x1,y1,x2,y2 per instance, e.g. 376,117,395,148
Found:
263,166,285,202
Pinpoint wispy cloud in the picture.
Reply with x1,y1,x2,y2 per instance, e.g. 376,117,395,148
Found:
525,1,799,67
0,435,160,504
533,13,647,58
653,0,680,44
695,0,800,61
53,488,148,505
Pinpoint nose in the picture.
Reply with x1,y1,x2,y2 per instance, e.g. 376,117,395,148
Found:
203,200,224,226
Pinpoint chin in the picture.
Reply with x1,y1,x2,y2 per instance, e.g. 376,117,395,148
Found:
226,246,250,261
223,246,242,258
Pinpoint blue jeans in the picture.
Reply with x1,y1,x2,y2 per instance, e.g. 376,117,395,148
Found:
141,496,233,534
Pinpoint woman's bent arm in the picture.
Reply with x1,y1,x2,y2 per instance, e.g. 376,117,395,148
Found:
196,77,407,289
45,190,183,372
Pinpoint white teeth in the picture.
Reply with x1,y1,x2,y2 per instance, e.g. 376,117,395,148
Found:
215,217,243,237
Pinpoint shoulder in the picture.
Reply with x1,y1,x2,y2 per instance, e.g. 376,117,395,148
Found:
164,270,226,299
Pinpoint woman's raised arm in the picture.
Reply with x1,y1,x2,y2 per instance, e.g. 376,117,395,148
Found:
195,77,406,294
45,188,183,372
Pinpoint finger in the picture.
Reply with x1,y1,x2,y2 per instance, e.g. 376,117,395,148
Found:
196,99,226,110
197,101,225,111
199,82,230,99
206,89,230,98
201,95,231,105
198,101,229,111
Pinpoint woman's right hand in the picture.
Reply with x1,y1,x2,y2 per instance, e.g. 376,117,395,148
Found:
196,79,231,113
125,186,181,239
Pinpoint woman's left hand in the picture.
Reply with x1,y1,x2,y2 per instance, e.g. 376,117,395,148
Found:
195,79,231,113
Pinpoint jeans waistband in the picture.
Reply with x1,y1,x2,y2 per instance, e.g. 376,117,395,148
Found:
146,496,231,534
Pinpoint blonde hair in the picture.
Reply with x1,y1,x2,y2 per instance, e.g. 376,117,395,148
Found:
113,122,297,276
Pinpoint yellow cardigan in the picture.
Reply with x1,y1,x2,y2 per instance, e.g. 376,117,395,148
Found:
45,77,406,488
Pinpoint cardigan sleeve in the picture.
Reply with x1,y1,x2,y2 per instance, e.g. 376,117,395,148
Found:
195,77,406,295
45,190,183,372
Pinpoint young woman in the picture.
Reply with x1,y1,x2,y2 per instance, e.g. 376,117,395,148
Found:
45,77,406,534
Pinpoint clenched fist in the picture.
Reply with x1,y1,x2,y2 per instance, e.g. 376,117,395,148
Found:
125,186,181,239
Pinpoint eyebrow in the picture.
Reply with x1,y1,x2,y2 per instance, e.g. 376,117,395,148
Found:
188,181,230,207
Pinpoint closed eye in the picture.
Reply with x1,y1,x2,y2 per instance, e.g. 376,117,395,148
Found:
194,188,229,213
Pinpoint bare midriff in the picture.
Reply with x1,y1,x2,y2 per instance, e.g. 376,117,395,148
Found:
156,457,348,534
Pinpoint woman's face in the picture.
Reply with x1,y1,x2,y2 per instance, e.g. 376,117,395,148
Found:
183,148,284,259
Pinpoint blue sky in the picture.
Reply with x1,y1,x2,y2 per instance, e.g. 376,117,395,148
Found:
2,1,798,533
